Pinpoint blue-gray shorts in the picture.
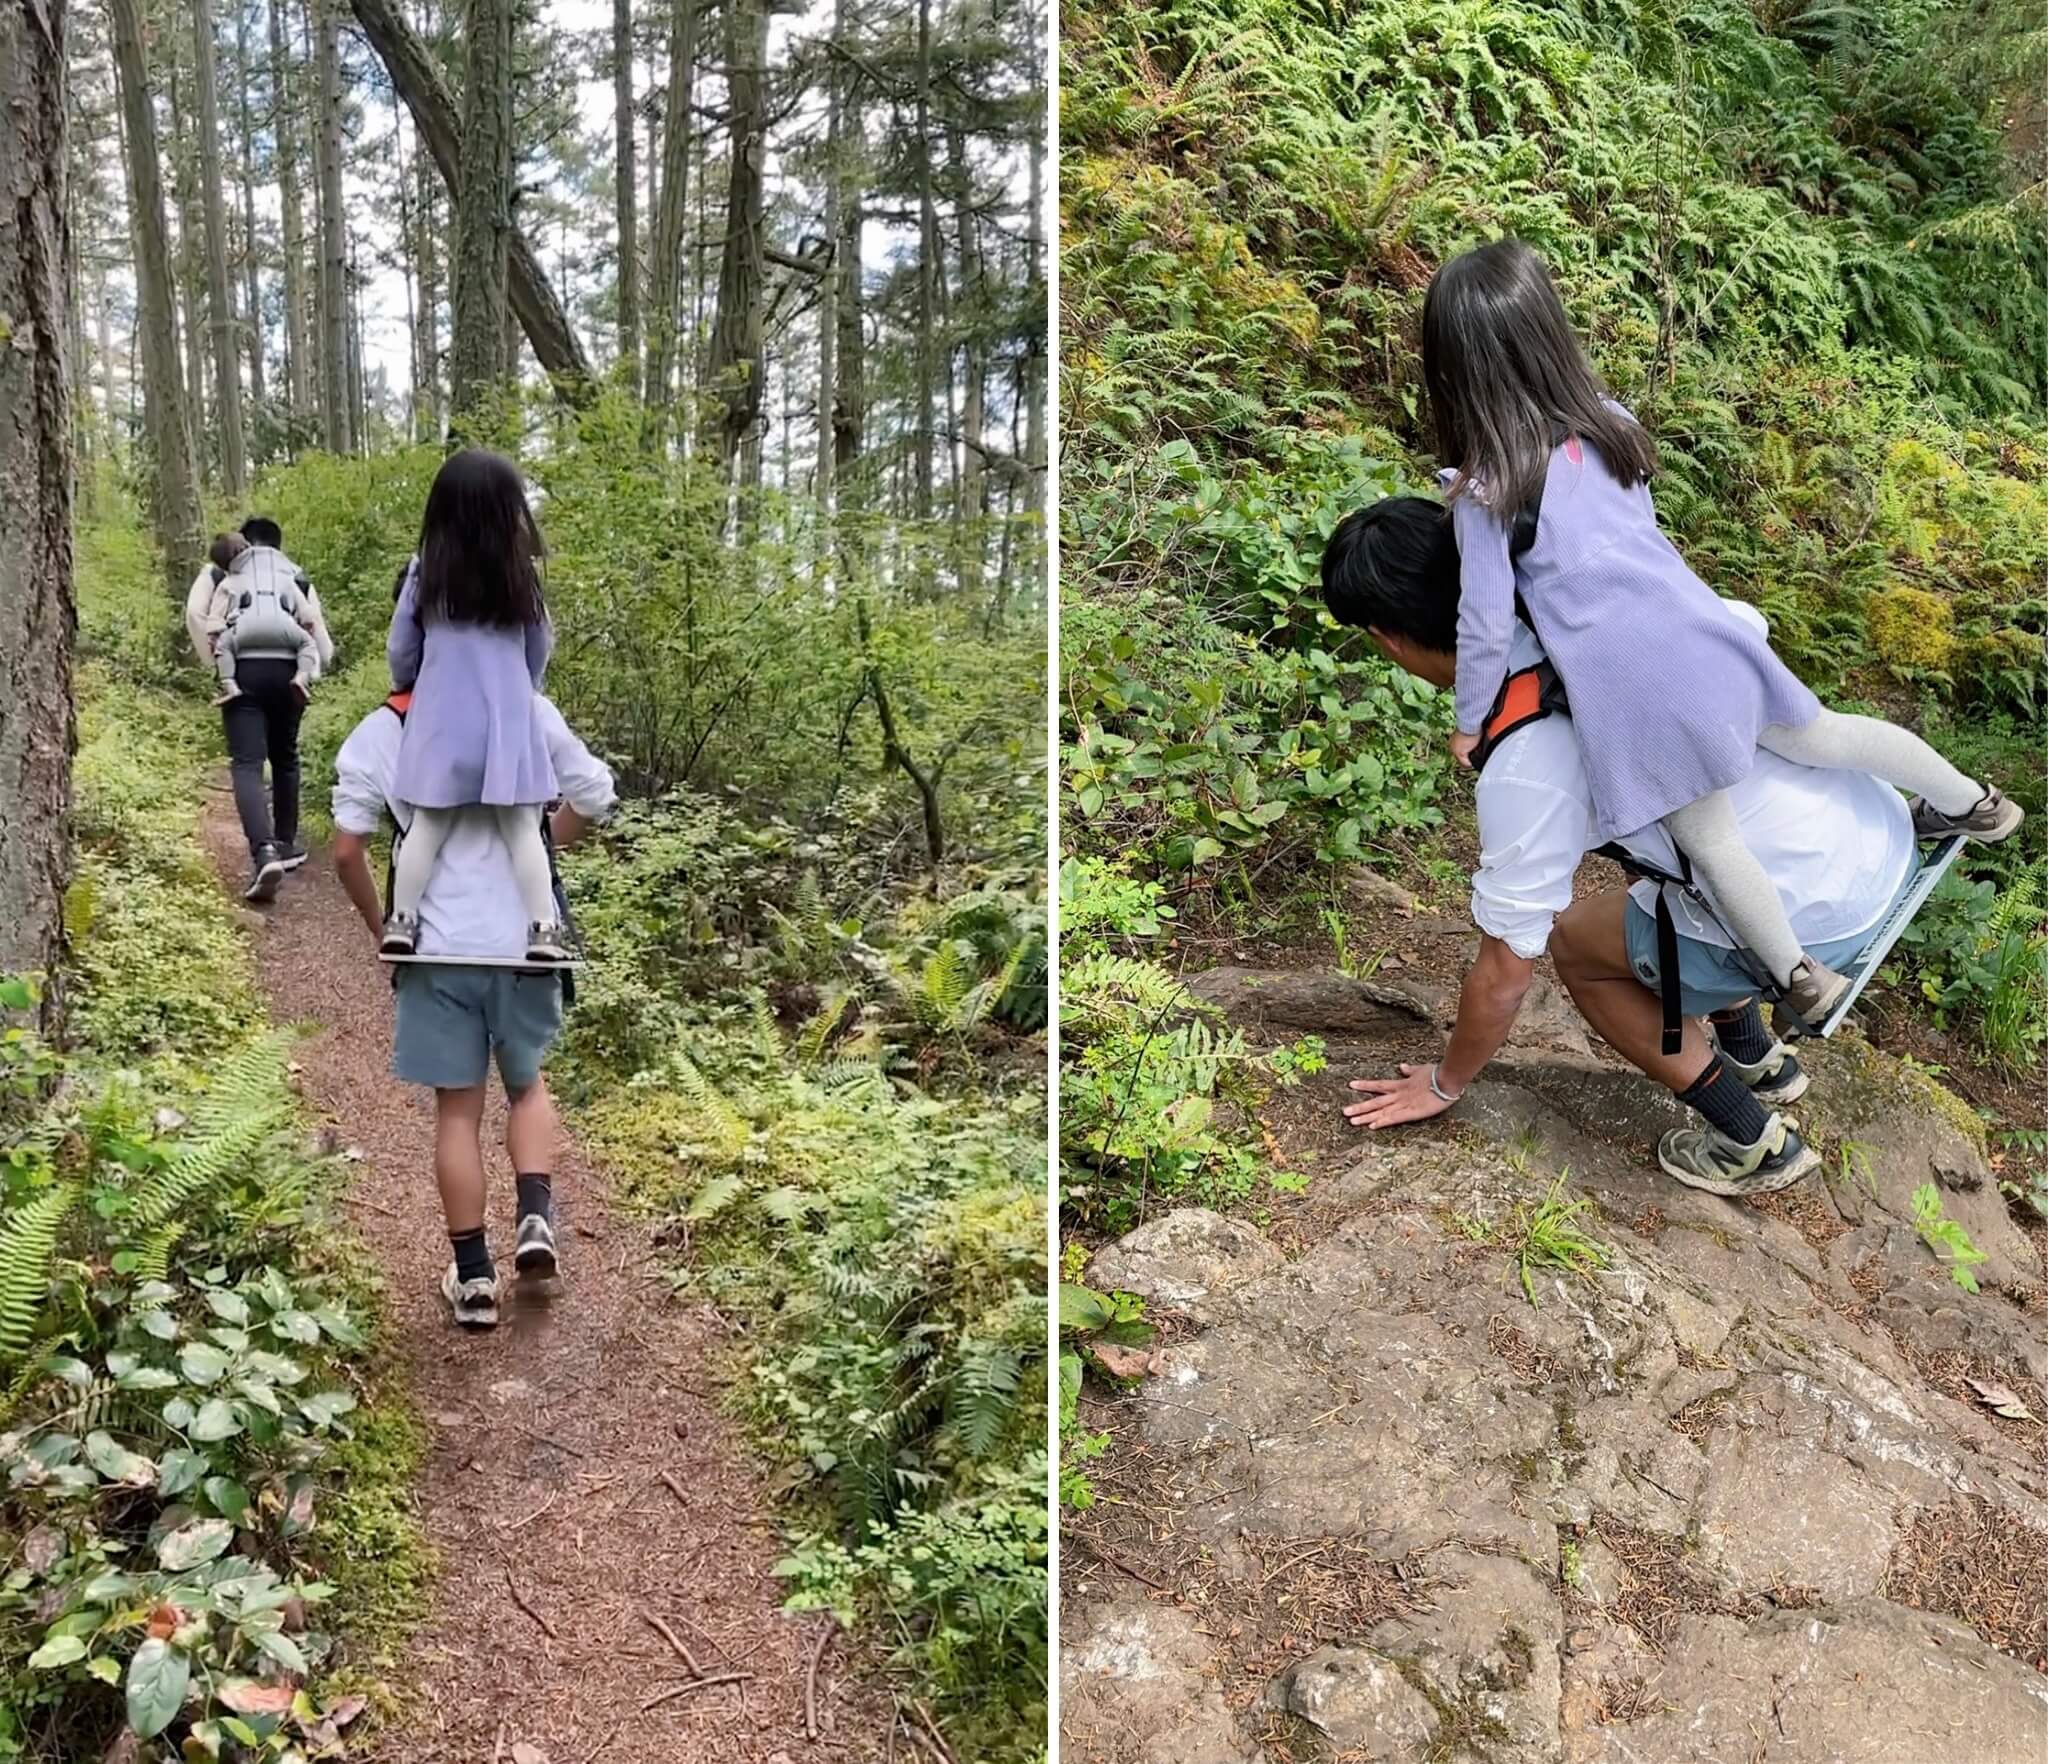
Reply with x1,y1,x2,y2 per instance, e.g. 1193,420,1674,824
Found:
391,964,565,1092
1622,869,1917,1018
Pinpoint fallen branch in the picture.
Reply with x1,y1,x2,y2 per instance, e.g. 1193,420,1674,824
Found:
640,1671,754,1711
504,1566,557,1639
658,1469,691,1507
804,1618,836,1741
641,1609,704,1678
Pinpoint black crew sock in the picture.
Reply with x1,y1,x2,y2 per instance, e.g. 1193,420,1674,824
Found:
1678,1057,1772,1147
515,1173,553,1224
450,1227,492,1283
1708,1001,1774,1066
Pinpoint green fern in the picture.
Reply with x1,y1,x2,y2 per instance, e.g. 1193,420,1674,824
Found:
949,1343,1024,1460
128,1220,185,1287
0,1184,82,1364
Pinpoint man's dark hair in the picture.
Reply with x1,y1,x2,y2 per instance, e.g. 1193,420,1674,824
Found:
1320,495,1463,652
240,515,284,548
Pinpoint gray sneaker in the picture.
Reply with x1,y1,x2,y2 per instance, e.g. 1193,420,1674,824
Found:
1779,956,1850,1028
514,1212,559,1279
440,1262,499,1329
1711,1034,1809,1105
1658,1113,1820,1197
277,840,310,872
1910,786,2024,845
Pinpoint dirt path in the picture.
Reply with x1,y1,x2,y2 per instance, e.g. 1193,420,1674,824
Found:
201,784,885,1764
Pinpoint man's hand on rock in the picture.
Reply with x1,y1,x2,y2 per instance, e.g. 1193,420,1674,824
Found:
1344,1063,1458,1130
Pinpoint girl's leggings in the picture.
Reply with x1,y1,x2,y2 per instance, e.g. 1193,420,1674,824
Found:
391,804,557,928
1662,708,1980,986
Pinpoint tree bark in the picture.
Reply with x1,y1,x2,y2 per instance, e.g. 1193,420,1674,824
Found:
814,0,846,509
235,0,269,438
110,0,206,596
312,0,350,450
0,0,77,998
1024,115,1043,520
449,0,511,423
912,0,937,522
268,0,311,443
640,0,694,432
705,0,766,475
951,121,984,598
192,0,247,493
167,68,209,444
612,0,639,383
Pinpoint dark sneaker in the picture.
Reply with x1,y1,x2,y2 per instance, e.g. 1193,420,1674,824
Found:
277,840,310,872
245,843,286,903
1712,1034,1809,1105
1658,1113,1820,1197
440,1262,499,1329
1910,786,2024,845
1779,956,1849,1029
380,911,419,957
525,922,572,964
514,1213,559,1279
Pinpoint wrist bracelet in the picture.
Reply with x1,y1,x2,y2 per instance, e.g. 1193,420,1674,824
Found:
1429,1064,1460,1104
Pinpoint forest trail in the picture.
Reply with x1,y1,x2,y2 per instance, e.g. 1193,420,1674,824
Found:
198,779,886,1764
1063,960,2048,1764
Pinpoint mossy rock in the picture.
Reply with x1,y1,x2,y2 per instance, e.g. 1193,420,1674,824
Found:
1954,626,2044,704
1866,586,1956,675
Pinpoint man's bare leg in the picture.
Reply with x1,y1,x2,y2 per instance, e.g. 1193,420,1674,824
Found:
433,1084,490,1234
1548,893,1714,1092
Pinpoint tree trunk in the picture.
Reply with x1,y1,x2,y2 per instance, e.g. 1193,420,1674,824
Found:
912,0,936,522
350,0,590,393
416,111,441,432
952,122,984,599
705,0,766,475
0,0,76,998
814,0,845,510
1024,116,1044,521
348,237,366,445
313,0,350,451
110,0,207,596
167,69,209,447
193,0,247,494
641,0,694,433
269,0,311,444
612,0,639,384
450,0,511,424
235,0,269,440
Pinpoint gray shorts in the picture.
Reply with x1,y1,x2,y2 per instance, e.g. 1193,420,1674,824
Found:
391,964,565,1092
1621,869,1917,1018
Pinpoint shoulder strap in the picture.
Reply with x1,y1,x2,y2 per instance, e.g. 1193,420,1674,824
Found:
386,691,412,722
1471,662,1571,773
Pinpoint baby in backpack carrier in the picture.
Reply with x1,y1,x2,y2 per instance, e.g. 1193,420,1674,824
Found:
379,448,569,967
204,533,322,707
1416,240,2023,1027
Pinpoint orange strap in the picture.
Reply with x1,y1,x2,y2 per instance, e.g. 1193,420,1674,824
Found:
1484,669,1545,744
386,691,413,716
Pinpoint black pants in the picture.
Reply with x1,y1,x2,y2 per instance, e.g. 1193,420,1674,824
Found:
222,658,305,858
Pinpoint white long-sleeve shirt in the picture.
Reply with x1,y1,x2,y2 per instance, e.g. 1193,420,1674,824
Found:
1471,611,1914,960
332,695,616,962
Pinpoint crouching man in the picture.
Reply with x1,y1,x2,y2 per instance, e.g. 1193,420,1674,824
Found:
1321,497,1918,1195
329,690,616,1325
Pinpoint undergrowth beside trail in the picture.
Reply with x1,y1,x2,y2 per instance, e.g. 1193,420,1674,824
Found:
0,506,426,1762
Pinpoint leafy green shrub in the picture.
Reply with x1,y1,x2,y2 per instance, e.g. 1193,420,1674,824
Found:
1894,859,2048,1069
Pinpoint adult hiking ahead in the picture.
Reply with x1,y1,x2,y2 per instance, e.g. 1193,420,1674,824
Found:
1321,495,1933,1196
184,517,337,901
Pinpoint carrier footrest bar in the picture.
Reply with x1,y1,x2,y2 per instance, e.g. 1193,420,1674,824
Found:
1780,835,1965,1041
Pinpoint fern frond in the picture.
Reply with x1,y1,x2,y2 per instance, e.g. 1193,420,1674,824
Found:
949,1343,1024,1459
0,1184,82,1363
129,1220,184,1287
130,1103,288,1227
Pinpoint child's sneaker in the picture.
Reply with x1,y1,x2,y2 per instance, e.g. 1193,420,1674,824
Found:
1779,956,1850,1028
525,922,572,964
1709,1033,1809,1105
440,1262,499,1329
514,1212,559,1279
1658,1113,1819,1196
380,911,419,956
1911,786,2024,845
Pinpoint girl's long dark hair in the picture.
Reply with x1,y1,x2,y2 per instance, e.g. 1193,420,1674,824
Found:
1422,240,1657,516
416,448,546,627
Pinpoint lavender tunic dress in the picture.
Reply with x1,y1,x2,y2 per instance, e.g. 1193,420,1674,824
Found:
1448,421,1819,842
388,562,558,810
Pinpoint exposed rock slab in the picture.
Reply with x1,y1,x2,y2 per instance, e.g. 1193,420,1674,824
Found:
1085,1208,1283,1310
1060,1595,1262,1764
